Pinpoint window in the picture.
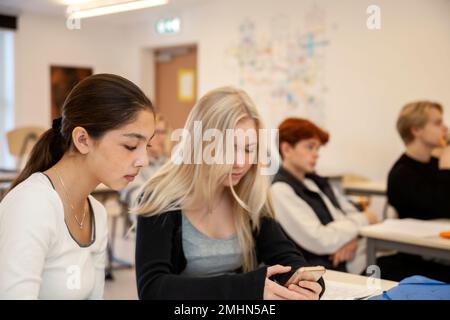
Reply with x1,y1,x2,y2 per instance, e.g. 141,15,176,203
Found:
0,28,14,169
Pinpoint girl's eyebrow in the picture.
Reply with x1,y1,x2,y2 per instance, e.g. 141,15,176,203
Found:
122,132,154,141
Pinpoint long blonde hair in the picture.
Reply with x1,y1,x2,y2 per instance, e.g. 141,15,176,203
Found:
132,86,275,272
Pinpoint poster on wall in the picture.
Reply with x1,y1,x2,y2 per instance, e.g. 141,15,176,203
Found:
177,69,195,103
50,65,93,120
226,4,330,129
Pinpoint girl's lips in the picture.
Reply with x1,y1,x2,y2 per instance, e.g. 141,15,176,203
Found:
124,175,136,182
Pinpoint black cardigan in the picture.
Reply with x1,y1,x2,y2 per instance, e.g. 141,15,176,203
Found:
135,210,325,300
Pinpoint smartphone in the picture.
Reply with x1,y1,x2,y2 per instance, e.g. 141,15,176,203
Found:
284,266,326,287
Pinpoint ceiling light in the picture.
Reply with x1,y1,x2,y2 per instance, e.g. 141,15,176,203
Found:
67,0,168,19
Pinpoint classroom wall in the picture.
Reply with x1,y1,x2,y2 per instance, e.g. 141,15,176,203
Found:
11,0,450,181
124,0,450,180
13,12,138,129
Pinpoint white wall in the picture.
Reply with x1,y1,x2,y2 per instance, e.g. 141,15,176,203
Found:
13,12,138,129
123,0,450,180
12,0,450,181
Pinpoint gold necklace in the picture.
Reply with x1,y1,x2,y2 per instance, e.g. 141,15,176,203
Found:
55,171,88,230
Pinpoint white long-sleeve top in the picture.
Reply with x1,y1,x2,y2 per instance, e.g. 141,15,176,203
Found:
0,172,108,299
271,178,369,274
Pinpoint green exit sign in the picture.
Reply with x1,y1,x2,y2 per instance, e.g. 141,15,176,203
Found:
156,17,180,34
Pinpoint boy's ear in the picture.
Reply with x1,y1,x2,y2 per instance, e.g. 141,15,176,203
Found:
71,126,91,155
280,141,292,159
410,126,422,139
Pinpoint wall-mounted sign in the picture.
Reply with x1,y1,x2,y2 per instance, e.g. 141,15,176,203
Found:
177,69,195,103
156,17,180,34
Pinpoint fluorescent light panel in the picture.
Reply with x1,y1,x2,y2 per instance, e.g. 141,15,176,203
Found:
68,0,168,19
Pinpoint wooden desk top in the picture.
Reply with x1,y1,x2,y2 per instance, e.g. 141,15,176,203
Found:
343,180,386,195
0,172,17,183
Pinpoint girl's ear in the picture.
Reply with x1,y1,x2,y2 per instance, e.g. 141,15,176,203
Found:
71,126,92,155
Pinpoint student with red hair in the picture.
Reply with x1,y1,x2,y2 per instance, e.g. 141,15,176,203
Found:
271,118,378,274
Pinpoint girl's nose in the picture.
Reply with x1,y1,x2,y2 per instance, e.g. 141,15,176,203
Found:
135,151,149,167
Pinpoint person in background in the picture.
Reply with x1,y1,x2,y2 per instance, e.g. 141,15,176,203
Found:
380,101,450,282
0,74,155,299
388,101,450,220
133,87,324,300
120,114,169,208
271,118,378,275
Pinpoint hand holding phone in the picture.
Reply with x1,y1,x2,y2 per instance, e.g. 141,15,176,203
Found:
284,266,326,288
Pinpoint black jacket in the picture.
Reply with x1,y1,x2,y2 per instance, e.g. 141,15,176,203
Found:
387,154,450,220
272,166,347,271
135,210,325,299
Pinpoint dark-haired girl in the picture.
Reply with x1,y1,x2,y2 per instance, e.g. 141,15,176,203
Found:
0,74,155,299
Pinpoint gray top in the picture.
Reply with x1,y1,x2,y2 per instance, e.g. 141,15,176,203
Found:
181,213,242,277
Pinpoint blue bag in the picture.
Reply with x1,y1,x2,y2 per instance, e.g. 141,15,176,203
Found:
370,275,450,300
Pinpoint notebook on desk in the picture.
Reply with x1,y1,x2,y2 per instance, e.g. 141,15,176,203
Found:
321,280,382,300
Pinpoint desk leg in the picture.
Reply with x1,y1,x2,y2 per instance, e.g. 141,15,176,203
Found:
367,238,377,266
381,200,389,220
105,244,114,280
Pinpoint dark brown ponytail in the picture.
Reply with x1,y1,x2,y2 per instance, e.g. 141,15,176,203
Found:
9,73,154,191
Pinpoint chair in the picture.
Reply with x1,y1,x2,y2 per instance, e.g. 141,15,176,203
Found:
6,126,46,170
